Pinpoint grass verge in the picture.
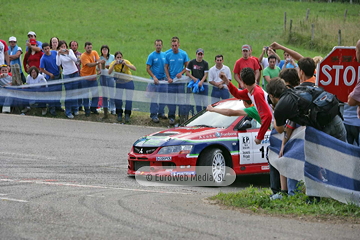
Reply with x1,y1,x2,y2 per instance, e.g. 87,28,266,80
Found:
209,186,360,224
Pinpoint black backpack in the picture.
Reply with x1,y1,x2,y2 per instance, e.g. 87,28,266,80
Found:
289,86,340,130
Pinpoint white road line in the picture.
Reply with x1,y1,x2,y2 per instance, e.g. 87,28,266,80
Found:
0,197,28,203
0,151,56,160
0,179,190,195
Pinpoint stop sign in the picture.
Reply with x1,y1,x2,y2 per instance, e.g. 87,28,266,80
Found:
316,46,360,103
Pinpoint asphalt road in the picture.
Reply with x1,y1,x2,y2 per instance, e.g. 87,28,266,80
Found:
0,114,358,240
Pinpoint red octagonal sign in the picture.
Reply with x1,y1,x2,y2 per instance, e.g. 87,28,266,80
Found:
316,46,360,103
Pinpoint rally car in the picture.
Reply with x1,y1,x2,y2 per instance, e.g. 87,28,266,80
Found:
128,98,271,178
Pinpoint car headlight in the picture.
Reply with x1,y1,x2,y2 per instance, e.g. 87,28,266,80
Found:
158,145,193,155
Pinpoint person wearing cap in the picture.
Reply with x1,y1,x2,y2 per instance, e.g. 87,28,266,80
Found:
8,36,26,83
233,44,260,89
23,38,43,73
0,38,10,66
208,54,231,102
26,31,42,52
164,37,189,125
185,48,209,115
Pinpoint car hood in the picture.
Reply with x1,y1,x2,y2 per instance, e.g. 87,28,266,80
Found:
133,126,226,147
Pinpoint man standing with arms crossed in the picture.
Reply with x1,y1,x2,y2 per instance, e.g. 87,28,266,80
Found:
208,54,231,102
80,42,105,117
164,37,189,125
146,39,167,123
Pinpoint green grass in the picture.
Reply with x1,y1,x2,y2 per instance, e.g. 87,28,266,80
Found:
210,186,360,223
3,0,359,79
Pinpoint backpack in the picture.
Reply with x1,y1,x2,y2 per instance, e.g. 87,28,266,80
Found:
289,86,340,130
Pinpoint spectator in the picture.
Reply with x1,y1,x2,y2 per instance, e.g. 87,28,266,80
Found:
186,48,209,114
233,44,260,89
348,39,360,117
56,40,79,119
164,37,189,125
259,46,281,69
22,66,47,115
207,99,261,124
208,54,231,102
23,38,43,73
262,55,281,90
0,65,13,113
69,40,83,111
220,67,272,144
25,31,42,52
99,45,115,118
108,51,136,123
267,78,346,141
80,41,105,117
8,36,26,83
0,38,10,66
146,39,167,123
40,42,62,116
343,104,360,146
50,37,59,51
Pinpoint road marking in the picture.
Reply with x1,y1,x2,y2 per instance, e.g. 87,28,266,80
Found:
0,197,28,203
0,178,190,195
0,151,56,160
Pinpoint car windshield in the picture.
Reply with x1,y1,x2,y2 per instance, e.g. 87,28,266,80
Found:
185,99,245,128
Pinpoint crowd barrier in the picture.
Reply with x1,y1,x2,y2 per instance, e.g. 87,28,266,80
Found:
0,71,223,113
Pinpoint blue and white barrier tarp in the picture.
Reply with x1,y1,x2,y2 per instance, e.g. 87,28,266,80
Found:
268,126,360,206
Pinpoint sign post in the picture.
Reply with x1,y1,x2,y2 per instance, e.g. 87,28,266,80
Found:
316,47,360,103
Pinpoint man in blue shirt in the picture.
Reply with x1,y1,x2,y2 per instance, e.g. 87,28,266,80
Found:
146,39,167,123
164,37,189,125
40,42,61,116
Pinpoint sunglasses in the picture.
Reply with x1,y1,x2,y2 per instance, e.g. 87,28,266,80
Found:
0,64,8,67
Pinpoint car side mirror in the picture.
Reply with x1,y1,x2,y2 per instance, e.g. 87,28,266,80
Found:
238,120,252,130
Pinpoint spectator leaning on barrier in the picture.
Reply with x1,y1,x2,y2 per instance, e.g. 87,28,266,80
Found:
186,48,209,114
208,54,231,102
146,39,167,123
8,36,26,84
220,67,273,145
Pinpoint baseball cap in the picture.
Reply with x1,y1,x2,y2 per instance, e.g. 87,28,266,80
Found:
9,36,17,42
29,39,37,45
196,48,204,54
28,31,36,36
242,45,251,51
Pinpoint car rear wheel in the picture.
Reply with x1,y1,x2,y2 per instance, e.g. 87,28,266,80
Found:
198,148,226,184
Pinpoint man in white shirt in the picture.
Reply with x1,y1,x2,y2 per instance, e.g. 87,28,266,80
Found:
208,54,232,102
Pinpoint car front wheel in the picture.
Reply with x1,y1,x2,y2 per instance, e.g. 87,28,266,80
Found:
198,148,226,184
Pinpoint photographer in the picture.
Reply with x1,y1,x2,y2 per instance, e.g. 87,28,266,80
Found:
108,51,136,123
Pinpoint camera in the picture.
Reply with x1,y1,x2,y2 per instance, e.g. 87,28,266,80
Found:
117,60,124,64
265,46,269,51
61,49,66,52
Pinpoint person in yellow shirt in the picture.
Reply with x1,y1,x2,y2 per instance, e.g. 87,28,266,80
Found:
108,51,136,123
80,42,105,117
